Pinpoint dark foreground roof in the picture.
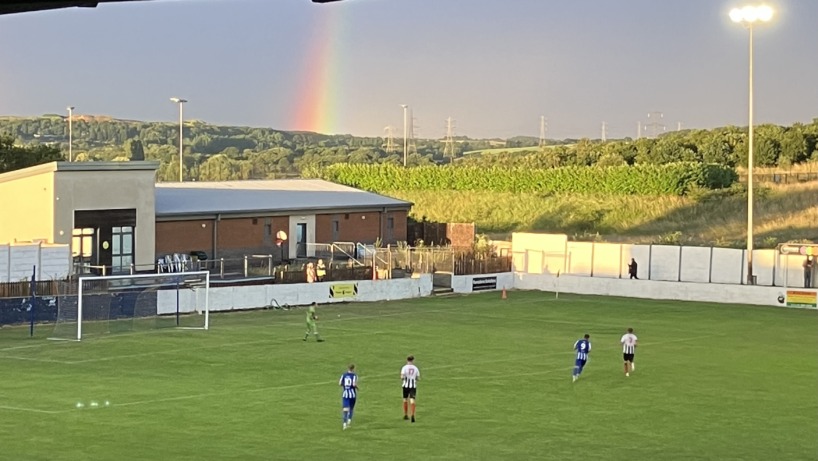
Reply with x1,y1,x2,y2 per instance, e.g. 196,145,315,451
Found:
155,179,411,219
0,1,149,15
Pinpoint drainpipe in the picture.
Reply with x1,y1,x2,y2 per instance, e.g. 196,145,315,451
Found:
212,214,221,259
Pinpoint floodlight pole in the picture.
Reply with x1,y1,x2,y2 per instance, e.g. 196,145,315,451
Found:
746,24,755,285
170,97,188,182
730,4,773,285
66,106,75,162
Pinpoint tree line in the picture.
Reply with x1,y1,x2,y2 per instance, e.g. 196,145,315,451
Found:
1,116,816,178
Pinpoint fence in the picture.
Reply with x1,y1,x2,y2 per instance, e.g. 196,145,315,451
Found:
511,234,814,288
0,279,65,298
737,172,818,184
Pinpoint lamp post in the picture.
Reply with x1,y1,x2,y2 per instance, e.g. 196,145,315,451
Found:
401,104,408,167
170,97,188,182
66,106,75,161
729,4,773,285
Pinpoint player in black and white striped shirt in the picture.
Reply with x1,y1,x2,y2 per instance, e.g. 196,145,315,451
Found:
620,328,638,377
400,355,420,423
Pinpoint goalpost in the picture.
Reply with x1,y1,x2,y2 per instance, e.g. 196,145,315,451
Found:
49,271,210,341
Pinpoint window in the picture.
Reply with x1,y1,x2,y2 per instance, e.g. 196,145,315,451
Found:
387,217,395,229
332,220,340,241
72,228,95,269
111,226,134,274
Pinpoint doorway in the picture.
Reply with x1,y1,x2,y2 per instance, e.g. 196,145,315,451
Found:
296,223,307,258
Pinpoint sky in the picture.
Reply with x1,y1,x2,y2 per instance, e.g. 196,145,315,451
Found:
0,0,816,140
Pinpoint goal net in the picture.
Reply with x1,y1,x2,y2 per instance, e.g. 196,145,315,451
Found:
49,271,210,341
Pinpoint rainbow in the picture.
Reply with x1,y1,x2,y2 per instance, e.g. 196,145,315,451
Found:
292,4,345,134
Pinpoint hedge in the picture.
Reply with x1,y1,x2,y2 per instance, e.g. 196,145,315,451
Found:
317,163,737,195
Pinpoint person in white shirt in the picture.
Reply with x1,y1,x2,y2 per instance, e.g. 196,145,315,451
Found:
620,328,638,377
400,355,420,423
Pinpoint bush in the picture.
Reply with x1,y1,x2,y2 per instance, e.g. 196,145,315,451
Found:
318,163,737,196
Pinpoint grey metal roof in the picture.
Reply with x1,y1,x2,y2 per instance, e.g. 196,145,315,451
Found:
155,179,412,218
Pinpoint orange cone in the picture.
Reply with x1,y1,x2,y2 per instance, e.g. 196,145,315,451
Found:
501,287,507,299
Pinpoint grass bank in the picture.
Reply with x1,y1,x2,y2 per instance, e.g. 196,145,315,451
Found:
386,181,818,247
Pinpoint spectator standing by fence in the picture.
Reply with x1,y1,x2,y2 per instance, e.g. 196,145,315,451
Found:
306,262,316,283
805,257,814,288
317,259,326,282
628,258,639,280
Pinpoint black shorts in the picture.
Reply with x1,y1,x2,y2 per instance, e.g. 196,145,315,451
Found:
402,387,417,399
623,353,635,362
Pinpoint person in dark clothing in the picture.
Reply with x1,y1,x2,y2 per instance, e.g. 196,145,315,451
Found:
805,257,814,288
628,258,639,280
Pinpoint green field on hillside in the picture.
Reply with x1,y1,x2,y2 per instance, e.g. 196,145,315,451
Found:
390,181,818,246
1,292,816,460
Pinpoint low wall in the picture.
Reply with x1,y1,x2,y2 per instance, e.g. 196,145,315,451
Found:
450,272,514,294
514,272,817,309
158,274,434,314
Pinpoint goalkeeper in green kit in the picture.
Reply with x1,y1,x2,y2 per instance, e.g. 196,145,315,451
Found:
304,302,324,342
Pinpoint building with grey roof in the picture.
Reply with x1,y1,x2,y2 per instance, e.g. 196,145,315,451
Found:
0,161,411,275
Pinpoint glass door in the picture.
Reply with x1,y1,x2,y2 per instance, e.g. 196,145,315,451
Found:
111,226,134,274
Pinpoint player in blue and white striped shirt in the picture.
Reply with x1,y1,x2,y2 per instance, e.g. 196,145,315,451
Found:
572,334,591,382
339,364,358,430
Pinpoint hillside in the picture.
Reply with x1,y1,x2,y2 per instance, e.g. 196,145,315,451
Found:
387,181,818,247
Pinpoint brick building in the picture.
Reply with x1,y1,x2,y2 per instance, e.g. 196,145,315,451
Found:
154,180,410,261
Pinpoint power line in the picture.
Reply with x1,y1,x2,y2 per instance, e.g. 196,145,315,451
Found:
443,116,456,159
384,125,396,153
645,111,666,138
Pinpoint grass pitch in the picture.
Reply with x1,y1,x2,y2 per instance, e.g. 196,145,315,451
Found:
0,291,816,460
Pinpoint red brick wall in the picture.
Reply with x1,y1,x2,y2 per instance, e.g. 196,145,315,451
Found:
314,210,408,245
156,216,289,258
156,221,213,255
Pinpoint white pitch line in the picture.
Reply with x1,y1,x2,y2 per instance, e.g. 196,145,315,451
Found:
0,355,74,364
0,405,65,415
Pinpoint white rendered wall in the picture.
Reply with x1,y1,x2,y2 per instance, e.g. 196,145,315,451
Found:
158,274,434,314
0,243,70,282
514,272,815,309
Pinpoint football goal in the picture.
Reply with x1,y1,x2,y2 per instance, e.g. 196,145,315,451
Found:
49,271,210,341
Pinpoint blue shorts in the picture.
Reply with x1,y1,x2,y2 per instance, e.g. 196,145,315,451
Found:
575,358,587,368
342,397,356,409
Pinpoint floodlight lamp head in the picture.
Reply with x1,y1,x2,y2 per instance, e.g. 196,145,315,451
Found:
757,5,774,22
67,106,75,111
170,97,188,104
730,4,774,24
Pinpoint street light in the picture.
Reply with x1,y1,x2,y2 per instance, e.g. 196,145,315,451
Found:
401,104,408,167
170,97,188,182
66,106,75,162
729,4,773,285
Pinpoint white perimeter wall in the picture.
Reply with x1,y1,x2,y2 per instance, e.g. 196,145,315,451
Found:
0,243,71,282
514,272,816,309
511,233,808,288
157,274,433,314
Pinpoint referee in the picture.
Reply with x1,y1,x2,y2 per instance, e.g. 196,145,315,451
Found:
620,328,638,377
400,355,420,423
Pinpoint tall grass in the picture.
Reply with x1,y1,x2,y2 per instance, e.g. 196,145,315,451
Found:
386,181,818,247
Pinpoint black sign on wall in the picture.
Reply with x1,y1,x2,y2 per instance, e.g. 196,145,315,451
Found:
472,276,498,291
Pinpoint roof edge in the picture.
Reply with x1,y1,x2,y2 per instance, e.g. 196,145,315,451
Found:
156,205,413,221
0,161,160,184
